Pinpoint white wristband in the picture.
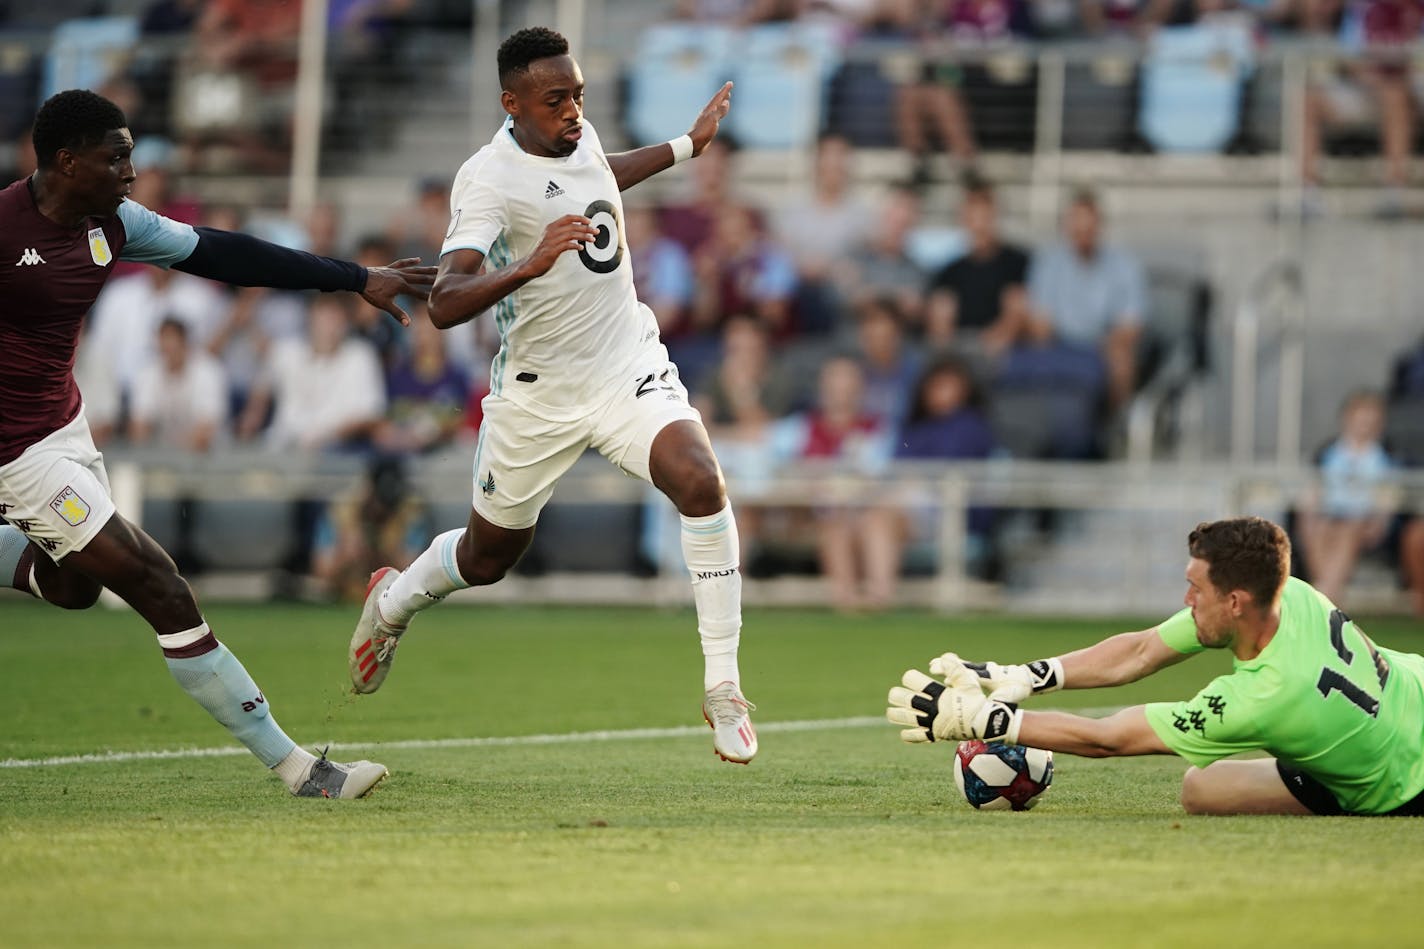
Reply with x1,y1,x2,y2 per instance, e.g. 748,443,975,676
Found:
668,134,694,164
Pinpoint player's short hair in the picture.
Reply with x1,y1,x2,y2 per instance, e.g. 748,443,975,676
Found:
32,90,127,169
1187,517,1291,608
498,27,570,89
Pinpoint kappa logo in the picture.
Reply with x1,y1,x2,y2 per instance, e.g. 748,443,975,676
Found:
49,486,91,527
544,180,564,199
480,470,497,497
15,248,45,266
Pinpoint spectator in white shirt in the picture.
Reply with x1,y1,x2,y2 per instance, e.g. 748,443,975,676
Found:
238,295,386,452
128,317,229,453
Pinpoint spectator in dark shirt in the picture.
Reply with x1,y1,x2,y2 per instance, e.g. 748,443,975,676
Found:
374,305,470,456
923,176,1030,357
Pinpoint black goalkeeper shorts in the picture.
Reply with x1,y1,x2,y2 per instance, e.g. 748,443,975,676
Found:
1277,761,1424,816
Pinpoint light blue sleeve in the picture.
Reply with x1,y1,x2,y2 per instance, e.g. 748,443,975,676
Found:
1027,245,1055,315
1114,248,1147,328
116,199,200,267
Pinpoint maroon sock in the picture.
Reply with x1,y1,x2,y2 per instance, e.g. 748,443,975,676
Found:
12,544,35,597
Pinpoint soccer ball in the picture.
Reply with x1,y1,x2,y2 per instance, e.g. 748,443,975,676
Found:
953,740,1053,811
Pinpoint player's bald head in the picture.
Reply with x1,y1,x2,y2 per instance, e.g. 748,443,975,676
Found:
497,27,571,91
33,90,128,169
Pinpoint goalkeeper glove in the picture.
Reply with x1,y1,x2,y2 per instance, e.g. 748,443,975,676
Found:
886,653,1023,745
961,656,1065,703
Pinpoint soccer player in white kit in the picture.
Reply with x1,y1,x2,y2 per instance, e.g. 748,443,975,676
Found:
347,27,757,763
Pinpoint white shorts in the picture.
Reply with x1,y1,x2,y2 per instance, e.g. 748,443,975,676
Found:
0,407,116,561
472,350,702,530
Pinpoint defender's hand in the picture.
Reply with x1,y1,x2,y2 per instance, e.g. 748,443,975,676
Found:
362,257,438,326
523,214,600,279
688,81,733,157
961,657,1065,704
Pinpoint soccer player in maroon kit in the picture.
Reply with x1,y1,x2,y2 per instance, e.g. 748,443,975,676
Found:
0,90,435,798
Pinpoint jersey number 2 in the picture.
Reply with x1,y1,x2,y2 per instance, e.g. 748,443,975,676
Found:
1315,609,1390,718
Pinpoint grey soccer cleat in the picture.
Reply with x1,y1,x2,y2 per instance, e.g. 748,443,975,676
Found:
293,750,389,799
349,567,406,694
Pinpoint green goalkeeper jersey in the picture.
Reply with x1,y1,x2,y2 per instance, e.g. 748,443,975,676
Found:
1143,576,1424,814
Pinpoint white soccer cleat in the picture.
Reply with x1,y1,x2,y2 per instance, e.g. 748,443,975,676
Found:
293,750,389,799
703,680,758,764
349,567,406,694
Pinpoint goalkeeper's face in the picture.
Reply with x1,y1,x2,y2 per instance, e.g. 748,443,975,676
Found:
1184,557,1237,649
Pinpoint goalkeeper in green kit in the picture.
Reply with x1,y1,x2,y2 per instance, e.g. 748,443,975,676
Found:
887,516,1424,815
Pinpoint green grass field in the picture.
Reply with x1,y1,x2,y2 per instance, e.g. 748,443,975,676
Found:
3,600,1423,948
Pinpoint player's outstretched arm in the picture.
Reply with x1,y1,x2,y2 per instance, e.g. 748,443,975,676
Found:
886,656,1173,757
605,81,733,192
1016,707,1172,758
173,228,436,326
964,626,1192,701
428,215,598,329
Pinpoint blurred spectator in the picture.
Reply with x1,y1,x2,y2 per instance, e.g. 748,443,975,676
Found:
374,306,470,456
388,177,451,262
923,176,1031,357
129,0,203,140
846,181,930,325
1297,390,1397,605
173,0,303,173
88,265,230,404
891,0,1035,181
1022,188,1145,413
627,202,696,339
1079,0,1172,34
239,295,387,452
660,135,753,256
127,317,229,452
305,201,344,259
772,355,895,610
1303,0,1422,209
889,354,998,575
691,203,798,339
1402,516,1424,615
853,295,923,428
311,455,429,602
773,133,871,334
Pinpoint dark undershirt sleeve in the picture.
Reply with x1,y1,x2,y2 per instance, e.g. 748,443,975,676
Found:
173,226,367,293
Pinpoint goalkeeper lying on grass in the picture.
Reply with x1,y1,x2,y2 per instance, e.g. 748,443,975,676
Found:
887,516,1424,816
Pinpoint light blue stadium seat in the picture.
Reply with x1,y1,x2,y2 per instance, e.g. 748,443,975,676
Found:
725,22,842,149
1137,20,1253,154
42,17,138,103
625,24,733,146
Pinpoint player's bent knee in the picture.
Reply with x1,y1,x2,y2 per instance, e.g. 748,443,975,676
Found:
1179,766,1218,815
47,580,102,611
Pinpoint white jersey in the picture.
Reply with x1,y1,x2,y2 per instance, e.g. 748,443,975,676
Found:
442,117,658,422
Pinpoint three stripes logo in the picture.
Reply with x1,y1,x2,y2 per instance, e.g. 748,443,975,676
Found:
15,248,44,266
544,180,564,199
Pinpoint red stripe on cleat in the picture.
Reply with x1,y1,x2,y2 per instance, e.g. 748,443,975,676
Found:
355,639,371,659
359,653,376,672
362,665,377,683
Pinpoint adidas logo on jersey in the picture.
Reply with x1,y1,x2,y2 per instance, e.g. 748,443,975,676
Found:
15,248,45,266
544,180,564,199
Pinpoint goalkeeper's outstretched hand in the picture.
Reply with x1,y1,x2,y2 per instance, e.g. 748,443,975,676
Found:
886,653,1024,745
962,657,1065,703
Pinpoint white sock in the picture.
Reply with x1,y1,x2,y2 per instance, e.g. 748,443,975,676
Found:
272,746,319,791
681,504,742,691
379,528,470,627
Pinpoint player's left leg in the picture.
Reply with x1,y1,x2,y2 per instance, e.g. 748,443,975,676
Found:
0,524,105,608
1179,759,1315,815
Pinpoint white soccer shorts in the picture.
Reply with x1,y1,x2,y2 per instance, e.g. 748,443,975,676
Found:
471,350,702,530
0,406,117,560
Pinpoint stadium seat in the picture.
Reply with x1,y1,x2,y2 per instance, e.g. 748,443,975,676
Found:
824,57,900,148
41,17,137,102
725,22,843,150
1137,20,1254,153
624,24,733,146
962,54,1038,153
1061,54,1138,151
